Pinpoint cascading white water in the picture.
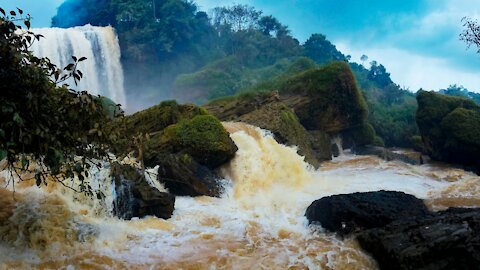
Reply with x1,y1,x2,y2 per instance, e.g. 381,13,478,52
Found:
1,123,480,269
30,25,126,107
331,135,344,156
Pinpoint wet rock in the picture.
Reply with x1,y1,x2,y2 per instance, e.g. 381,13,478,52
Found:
108,100,209,157
305,191,429,235
155,153,222,197
111,163,175,220
205,93,331,167
357,208,480,270
416,90,480,172
144,115,237,169
354,146,422,165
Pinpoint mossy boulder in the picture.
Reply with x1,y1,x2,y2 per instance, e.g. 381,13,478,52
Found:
110,100,233,160
278,62,368,133
341,123,376,149
416,90,480,170
118,100,208,138
144,115,237,169
236,102,325,167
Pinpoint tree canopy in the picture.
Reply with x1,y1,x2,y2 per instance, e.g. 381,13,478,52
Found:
1,8,119,192
460,17,480,53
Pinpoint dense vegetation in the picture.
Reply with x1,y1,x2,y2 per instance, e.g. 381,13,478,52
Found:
50,0,478,151
0,8,119,191
416,91,480,170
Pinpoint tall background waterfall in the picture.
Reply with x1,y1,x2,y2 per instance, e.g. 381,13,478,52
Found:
31,25,126,107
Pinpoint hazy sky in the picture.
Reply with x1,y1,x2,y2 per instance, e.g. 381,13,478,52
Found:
4,0,480,92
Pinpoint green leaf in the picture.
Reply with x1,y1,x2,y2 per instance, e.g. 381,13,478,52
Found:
13,113,23,125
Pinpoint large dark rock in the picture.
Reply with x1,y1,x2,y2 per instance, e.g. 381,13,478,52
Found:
279,62,369,134
108,100,209,156
111,163,175,220
357,208,480,270
155,153,222,197
416,90,480,172
305,191,429,235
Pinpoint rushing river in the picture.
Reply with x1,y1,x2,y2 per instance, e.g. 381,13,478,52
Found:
0,123,479,269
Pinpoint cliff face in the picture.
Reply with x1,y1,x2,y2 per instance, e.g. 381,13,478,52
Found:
205,62,374,167
416,90,480,171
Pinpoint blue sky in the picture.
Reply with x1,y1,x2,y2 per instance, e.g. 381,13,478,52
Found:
4,0,480,91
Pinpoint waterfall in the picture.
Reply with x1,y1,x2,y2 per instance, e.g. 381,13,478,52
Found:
30,25,126,107
331,135,344,156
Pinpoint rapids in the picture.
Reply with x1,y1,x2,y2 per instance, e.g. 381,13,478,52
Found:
1,123,480,269
30,25,126,106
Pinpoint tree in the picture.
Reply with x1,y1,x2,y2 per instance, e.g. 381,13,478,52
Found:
212,4,262,32
460,17,480,53
303,34,345,64
1,8,119,193
360,54,368,66
368,61,393,88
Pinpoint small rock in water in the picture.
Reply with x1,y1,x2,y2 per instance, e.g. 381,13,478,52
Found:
111,163,175,220
156,153,222,197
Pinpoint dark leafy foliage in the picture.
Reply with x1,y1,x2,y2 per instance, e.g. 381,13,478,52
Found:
303,34,346,64
0,9,120,192
460,17,480,53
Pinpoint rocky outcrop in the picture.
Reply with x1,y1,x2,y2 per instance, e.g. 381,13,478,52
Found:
278,62,369,134
154,153,222,197
357,208,480,270
305,190,480,270
305,191,429,235
206,93,329,167
110,101,237,197
109,100,210,156
144,115,237,169
205,62,375,166
111,163,175,220
416,90,480,172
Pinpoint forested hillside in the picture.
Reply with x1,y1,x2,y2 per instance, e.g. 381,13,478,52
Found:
52,0,425,149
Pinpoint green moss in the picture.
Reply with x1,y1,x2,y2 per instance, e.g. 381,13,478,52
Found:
279,62,368,132
117,100,208,137
342,123,376,147
373,136,385,147
440,107,480,163
110,100,210,157
143,115,237,168
410,136,425,153
173,115,237,168
416,90,480,161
